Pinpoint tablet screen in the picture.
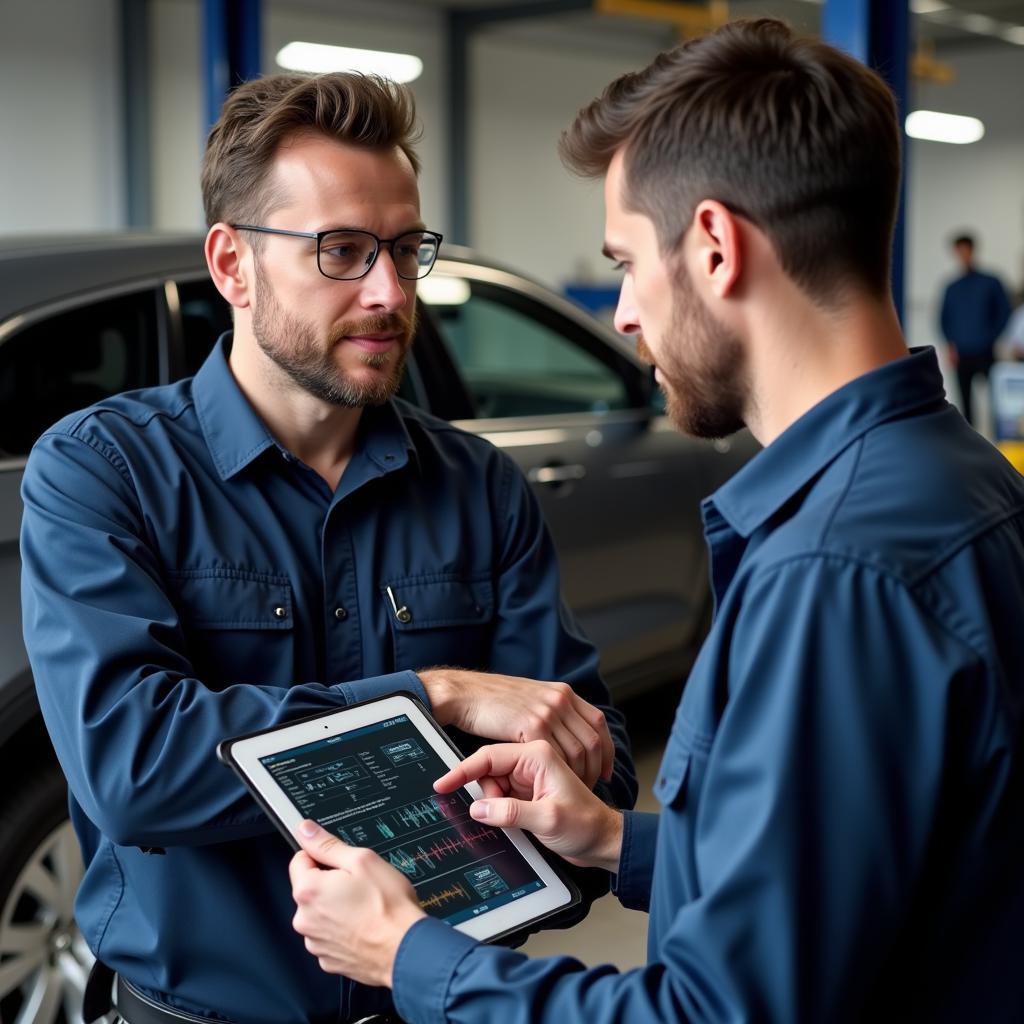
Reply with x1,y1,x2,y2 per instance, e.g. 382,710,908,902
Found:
258,712,546,925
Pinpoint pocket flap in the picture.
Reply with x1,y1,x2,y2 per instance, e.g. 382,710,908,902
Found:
169,568,293,630
381,575,493,630
652,741,691,809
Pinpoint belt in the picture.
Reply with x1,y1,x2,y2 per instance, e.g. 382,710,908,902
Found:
113,975,404,1024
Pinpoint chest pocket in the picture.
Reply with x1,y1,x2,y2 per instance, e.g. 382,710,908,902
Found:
653,717,712,811
382,574,494,672
168,568,294,687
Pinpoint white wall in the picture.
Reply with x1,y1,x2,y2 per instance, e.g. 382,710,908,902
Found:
469,32,643,291
149,0,445,231
0,0,123,232
2,0,1024,331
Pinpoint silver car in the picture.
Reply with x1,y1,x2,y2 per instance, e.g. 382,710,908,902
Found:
0,235,754,1022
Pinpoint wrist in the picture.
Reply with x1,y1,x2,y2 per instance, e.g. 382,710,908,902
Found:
416,668,457,726
384,907,428,988
589,807,625,874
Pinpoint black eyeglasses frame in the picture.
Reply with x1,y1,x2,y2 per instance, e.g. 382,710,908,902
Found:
230,224,444,282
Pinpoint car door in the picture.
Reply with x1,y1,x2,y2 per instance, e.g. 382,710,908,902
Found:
418,259,747,697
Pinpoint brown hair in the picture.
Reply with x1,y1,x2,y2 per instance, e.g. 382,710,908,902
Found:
560,18,901,303
201,72,421,229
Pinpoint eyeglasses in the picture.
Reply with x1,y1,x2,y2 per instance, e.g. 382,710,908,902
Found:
231,224,443,281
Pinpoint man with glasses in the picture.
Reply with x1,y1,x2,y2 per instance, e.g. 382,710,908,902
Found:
20,73,635,1024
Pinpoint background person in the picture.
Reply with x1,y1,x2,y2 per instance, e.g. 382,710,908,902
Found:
939,232,1012,427
288,19,1024,1023
21,72,636,1024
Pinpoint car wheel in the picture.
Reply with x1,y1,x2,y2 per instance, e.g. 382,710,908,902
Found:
0,762,94,1024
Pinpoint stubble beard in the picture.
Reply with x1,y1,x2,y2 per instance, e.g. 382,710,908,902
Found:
637,263,748,440
251,260,415,407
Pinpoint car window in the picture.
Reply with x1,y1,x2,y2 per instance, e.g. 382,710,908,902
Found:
429,278,630,418
177,278,234,377
0,289,160,457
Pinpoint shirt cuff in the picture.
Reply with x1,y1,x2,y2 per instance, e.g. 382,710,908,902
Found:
611,810,657,912
392,917,479,1024
335,670,431,709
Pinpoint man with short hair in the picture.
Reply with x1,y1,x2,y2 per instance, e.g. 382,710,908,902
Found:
288,19,1024,1022
940,232,1012,426
21,73,636,1024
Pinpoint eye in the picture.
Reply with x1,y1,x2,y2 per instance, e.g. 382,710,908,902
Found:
323,243,356,259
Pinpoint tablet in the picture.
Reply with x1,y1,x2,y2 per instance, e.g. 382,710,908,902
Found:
218,692,579,943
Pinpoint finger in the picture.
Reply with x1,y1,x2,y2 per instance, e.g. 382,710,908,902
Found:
469,796,538,831
567,694,615,781
288,850,320,890
434,744,534,792
479,776,506,799
549,721,588,783
293,820,352,870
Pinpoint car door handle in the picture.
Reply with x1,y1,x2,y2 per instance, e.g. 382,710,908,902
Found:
527,464,587,485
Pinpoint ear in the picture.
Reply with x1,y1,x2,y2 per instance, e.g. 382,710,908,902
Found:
205,224,252,310
689,200,742,300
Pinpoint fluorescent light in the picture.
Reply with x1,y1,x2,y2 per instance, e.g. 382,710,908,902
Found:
417,276,471,306
958,12,999,34
906,109,984,144
910,0,949,12
275,42,423,83
1002,25,1024,45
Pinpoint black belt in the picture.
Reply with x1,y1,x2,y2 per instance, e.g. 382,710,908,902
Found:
86,959,403,1024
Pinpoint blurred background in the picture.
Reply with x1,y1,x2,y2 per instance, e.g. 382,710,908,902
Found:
3,0,1024,357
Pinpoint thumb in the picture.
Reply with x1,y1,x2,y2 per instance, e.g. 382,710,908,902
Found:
294,819,350,868
469,797,536,831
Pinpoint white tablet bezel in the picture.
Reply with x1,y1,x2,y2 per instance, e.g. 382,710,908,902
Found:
223,692,575,941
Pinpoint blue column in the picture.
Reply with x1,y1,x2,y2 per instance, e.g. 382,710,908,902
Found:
121,0,151,228
203,0,262,134
822,0,910,322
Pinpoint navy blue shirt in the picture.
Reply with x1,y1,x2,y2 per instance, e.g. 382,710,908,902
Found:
20,336,636,1024
392,348,1024,1023
940,269,1012,356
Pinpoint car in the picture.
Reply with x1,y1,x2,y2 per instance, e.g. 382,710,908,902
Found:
0,234,755,1022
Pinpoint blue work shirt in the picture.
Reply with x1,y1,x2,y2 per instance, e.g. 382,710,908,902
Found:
20,336,636,1024
940,269,1012,356
392,347,1024,1023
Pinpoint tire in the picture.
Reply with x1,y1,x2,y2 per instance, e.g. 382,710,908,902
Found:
0,760,95,1024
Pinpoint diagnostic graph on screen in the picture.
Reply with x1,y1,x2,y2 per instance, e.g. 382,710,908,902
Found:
259,715,545,925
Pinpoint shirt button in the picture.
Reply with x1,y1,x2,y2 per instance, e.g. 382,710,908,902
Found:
273,606,287,619
334,607,348,621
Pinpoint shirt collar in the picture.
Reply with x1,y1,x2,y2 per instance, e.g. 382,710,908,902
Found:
193,333,417,482
707,347,948,539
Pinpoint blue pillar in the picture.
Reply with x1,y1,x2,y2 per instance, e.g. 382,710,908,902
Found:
203,0,262,134
822,0,910,322
121,0,151,228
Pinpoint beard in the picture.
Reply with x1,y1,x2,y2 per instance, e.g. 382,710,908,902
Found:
251,260,415,407
636,263,748,439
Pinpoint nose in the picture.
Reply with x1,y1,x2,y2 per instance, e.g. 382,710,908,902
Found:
358,246,410,313
613,274,640,336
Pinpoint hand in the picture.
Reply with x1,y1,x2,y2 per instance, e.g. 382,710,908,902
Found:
289,821,426,988
418,668,614,789
947,343,959,366
434,740,624,873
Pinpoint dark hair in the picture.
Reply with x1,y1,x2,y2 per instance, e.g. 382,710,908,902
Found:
953,234,975,249
560,18,901,304
201,72,421,229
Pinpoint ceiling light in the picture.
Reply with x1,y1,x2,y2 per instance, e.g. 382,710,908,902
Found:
910,0,950,12
275,42,423,83
906,110,985,144
1002,25,1024,45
